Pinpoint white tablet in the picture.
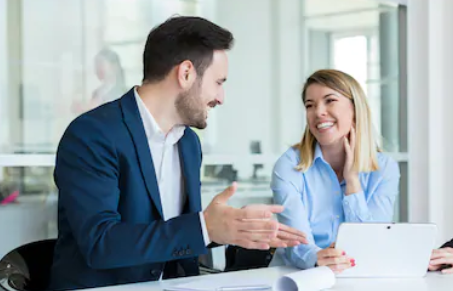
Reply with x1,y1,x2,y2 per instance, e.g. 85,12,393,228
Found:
335,223,437,278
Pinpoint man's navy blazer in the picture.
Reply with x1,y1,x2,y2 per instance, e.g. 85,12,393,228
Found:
49,88,208,290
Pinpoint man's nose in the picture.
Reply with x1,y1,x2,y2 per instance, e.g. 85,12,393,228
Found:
216,90,224,105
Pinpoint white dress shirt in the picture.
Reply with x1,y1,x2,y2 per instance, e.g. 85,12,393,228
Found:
134,88,210,245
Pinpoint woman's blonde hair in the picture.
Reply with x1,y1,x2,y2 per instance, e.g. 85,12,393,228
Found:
294,69,380,172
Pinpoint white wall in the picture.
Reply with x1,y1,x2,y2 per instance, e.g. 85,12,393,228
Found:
213,0,274,159
202,0,304,177
408,0,453,245
21,0,86,149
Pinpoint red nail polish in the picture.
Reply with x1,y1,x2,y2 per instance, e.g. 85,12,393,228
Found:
342,251,346,255
352,263,356,267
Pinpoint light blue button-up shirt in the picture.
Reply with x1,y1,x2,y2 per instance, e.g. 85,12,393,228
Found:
271,143,400,269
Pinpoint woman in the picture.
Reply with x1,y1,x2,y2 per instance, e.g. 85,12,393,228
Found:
72,48,126,113
271,69,400,273
429,239,453,274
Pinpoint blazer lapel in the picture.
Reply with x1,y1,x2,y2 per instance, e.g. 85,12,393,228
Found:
119,88,164,218
178,132,202,213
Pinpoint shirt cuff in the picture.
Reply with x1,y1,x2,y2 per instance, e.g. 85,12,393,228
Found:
199,212,211,246
343,191,370,220
305,245,322,268
287,244,322,269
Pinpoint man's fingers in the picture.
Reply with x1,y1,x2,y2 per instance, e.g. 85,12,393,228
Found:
234,239,270,250
431,250,453,259
277,223,307,237
269,238,301,248
213,182,238,204
238,219,279,232
428,264,441,271
269,238,288,248
283,240,301,247
431,253,449,260
276,229,308,244
233,207,273,220
266,205,285,214
442,267,453,274
430,258,450,266
237,230,277,243
242,204,284,214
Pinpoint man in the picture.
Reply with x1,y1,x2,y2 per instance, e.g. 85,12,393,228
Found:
49,16,307,291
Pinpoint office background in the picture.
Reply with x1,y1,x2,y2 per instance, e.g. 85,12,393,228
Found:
0,0,451,269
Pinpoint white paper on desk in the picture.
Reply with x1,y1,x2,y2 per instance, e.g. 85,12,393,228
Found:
274,266,336,291
164,275,269,291
165,266,335,291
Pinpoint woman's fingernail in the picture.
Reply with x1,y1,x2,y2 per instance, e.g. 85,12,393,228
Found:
342,251,346,255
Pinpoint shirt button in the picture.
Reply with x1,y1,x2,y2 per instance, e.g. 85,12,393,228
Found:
336,215,340,219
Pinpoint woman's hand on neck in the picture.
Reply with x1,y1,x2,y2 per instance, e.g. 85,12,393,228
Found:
320,136,361,195
321,140,346,178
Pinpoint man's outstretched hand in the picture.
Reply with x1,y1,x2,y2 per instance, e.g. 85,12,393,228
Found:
203,182,308,250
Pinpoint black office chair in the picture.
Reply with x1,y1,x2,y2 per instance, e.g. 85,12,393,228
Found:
0,239,56,291
224,246,275,272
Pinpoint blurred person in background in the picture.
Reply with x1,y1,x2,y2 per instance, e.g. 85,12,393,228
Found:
72,48,126,113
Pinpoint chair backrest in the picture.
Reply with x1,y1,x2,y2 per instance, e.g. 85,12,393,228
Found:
0,239,56,291
224,246,275,272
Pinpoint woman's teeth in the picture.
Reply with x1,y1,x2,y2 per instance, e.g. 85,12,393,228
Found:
317,122,334,129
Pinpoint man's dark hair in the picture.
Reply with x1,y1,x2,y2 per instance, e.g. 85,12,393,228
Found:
142,16,234,83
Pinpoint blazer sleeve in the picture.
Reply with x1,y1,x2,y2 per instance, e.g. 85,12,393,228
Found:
54,116,207,270
441,238,453,249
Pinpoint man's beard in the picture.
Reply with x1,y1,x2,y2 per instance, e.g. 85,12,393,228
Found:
175,80,207,129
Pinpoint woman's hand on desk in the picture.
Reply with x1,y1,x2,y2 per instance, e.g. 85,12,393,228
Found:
316,247,355,274
429,248,453,274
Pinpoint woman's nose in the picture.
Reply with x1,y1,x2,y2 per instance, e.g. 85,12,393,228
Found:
315,104,327,117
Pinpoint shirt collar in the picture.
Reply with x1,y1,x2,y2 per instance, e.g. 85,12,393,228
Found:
313,142,346,185
134,87,185,145
314,142,324,162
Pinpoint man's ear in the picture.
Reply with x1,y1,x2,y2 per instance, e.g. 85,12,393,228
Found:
177,60,196,90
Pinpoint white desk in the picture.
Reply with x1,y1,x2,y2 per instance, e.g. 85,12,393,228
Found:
84,266,453,291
